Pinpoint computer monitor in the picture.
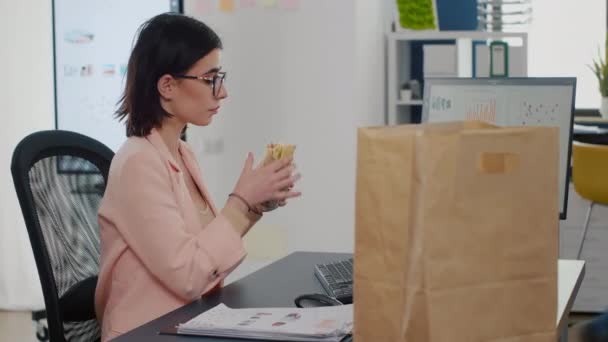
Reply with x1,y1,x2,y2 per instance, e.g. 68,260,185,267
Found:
421,77,577,220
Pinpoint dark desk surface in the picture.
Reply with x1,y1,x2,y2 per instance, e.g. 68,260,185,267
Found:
111,251,350,342
574,116,608,144
574,117,608,127
573,134,608,145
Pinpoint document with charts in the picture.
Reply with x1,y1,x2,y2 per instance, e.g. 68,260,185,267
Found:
175,303,353,341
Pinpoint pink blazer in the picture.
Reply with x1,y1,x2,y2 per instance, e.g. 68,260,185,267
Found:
95,129,247,341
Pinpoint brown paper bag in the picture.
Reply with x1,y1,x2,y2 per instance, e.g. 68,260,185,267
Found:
354,121,558,342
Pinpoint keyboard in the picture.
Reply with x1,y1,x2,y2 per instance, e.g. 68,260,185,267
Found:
313,258,353,304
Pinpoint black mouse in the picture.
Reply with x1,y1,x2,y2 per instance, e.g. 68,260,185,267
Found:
294,293,344,308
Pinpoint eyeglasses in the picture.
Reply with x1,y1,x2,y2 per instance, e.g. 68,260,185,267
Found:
172,71,227,98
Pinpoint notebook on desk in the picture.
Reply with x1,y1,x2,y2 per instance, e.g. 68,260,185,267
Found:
160,303,353,342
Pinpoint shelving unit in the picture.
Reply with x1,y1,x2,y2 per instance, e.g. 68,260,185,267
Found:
387,30,528,125
396,99,424,106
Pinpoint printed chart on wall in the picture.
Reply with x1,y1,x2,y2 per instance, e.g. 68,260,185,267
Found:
425,80,576,216
53,0,180,152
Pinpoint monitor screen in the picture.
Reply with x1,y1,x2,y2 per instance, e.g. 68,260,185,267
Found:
422,77,576,220
53,0,181,157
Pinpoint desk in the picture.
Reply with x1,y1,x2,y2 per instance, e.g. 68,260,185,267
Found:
558,260,586,342
574,117,608,127
112,252,585,342
574,116,608,144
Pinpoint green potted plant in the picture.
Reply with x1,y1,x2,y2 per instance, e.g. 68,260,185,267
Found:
590,36,608,118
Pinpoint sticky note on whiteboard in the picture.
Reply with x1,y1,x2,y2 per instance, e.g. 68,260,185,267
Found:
219,0,235,12
240,0,256,8
261,0,278,8
279,0,299,10
193,0,214,15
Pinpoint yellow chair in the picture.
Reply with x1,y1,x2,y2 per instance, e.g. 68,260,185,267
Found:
572,141,608,259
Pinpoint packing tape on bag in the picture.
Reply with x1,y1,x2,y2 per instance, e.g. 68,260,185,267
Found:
478,152,520,174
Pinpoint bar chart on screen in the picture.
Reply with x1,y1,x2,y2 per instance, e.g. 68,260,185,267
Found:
465,99,497,123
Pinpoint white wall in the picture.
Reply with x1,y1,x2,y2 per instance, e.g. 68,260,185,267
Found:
355,0,390,137
527,0,605,109
0,0,52,310
185,0,388,276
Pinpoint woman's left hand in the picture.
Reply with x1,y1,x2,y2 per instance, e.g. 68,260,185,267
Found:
254,198,287,213
255,163,298,213
255,188,292,213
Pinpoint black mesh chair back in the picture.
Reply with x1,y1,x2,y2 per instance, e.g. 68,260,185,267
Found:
11,130,114,342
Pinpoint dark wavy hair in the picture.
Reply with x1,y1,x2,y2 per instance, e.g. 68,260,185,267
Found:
116,13,222,137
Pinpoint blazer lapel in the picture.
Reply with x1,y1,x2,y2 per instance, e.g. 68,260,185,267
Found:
145,129,218,216
146,128,181,172
178,141,219,216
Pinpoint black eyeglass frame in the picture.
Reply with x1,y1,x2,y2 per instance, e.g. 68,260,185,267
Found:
172,71,227,98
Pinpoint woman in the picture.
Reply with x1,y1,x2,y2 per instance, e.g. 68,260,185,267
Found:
95,13,301,341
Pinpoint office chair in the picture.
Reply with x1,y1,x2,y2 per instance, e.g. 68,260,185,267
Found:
571,141,608,260
11,130,114,342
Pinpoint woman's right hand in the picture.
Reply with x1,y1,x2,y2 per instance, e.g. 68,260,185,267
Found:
232,152,301,208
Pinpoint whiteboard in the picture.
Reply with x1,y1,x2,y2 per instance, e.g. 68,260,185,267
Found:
422,77,576,219
53,0,181,152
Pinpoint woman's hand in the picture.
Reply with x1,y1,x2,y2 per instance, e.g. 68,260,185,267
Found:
231,153,301,211
253,197,289,214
